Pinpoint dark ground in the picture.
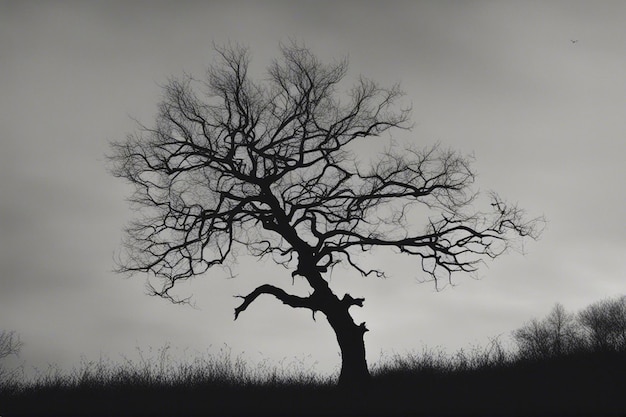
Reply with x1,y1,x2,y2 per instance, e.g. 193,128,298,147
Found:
1,349,625,417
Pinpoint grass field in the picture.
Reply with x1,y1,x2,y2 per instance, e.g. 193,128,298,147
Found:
1,341,625,417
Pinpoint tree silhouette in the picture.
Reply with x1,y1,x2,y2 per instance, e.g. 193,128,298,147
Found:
0,331,22,361
0,330,23,383
512,303,580,359
578,295,626,351
109,43,543,387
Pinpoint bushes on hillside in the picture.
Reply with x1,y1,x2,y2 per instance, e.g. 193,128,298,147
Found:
0,330,23,383
578,295,626,351
512,295,626,359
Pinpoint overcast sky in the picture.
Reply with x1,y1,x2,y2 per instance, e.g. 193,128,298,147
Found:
1,0,625,379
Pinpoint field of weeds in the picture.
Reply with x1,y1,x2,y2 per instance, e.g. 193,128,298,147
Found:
1,340,625,417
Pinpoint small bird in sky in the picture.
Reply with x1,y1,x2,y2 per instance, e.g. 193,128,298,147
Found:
570,39,579,44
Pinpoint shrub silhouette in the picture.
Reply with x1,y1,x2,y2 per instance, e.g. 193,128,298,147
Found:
513,296,626,360
0,330,23,384
578,295,626,352
512,303,582,359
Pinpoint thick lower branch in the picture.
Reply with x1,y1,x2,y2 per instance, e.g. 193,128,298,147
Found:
234,284,317,320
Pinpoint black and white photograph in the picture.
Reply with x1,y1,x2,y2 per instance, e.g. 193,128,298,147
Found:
1,1,625,415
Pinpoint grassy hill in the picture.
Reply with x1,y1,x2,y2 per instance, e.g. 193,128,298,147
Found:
1,343,624,416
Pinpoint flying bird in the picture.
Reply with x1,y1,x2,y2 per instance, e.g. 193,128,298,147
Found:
570,39,579,44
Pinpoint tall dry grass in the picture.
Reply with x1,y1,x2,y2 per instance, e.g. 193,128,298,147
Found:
2,337,624,416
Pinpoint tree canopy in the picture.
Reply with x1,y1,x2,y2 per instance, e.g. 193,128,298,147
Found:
110,44,541,303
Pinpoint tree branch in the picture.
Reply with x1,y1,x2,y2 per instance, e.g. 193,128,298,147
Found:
341,293,365,309
234,284,317,320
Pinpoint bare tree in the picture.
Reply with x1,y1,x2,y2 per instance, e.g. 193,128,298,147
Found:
578,295,626,351
0,330,22,360
512,317,553,359
109,43,543,387
545,303,581,355
512,303,581,359
0,330,23,383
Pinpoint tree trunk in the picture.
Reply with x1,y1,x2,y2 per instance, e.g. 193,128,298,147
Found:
321,292,371,388
295,261,371,388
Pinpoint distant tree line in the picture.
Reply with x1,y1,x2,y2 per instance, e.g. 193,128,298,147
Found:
512,295,626,359
0,330,22,383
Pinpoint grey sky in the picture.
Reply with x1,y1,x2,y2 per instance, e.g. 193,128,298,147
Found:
1,1,625,377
